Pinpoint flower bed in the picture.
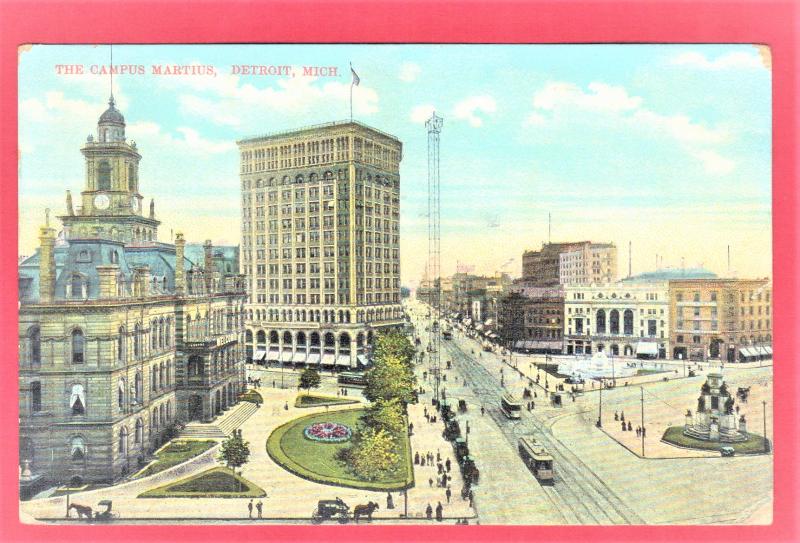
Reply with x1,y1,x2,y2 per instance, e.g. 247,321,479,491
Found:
304,422,352,443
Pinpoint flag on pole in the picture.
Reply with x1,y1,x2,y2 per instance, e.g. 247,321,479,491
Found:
351,64,360,86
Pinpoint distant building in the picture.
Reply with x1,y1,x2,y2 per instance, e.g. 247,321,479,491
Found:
18,97,247,486
668,278,772,362
522,241,617,286
563,282,670,358
498,285,564,353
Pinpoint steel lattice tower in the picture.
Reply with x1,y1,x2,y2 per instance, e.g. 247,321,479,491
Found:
426,112,443,402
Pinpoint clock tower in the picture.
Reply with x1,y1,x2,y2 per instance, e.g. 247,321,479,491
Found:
59,95,160,244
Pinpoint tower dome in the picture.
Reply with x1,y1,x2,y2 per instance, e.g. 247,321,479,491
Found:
97,96,125,142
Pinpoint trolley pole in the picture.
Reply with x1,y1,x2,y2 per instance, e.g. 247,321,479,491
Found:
640,386,645,457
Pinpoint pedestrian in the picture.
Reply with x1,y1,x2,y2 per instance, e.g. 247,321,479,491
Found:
426,503,433,520
415,452,420,465
409,422,414,434
481,406,485,416
248,499,253,519
614,411,619,421
468,489,474,508
387,492,394,509
256,500,263,519
621,421,626,431
446,486,452,503
621,411,625,422
284,401,289,410
642,427,646,437
436,502,444,522
429,477,433,488
437,463,443,475
446,458,451,472
421,456,426,467
628,421,632,432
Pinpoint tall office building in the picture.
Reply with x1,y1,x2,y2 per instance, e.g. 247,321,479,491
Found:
522,241,617,286
238,121,403,368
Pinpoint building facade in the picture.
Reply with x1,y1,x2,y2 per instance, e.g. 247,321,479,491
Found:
237,121,404,368
668,278,772,362
18,98,247,486
563,282,670,357
522,241,617,286
498,285,565,353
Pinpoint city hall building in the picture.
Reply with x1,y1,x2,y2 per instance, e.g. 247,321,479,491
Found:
18,97,247,486
237,121,404,368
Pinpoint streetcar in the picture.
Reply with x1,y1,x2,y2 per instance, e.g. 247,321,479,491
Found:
337,371,367,387
500,392,522,419
518,437,554,485
442,326,453,340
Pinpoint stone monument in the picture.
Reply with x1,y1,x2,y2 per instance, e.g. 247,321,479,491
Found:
684,373,748,443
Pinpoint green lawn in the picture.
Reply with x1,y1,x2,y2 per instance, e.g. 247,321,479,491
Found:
132,440,217,479
294,393,360,408
662,426,769,454
266,408,414,491
138,466,266,498
239,390,264,404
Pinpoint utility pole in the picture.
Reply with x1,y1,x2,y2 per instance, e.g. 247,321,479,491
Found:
596,378,603,428
640,386,645,457
762,400,770,453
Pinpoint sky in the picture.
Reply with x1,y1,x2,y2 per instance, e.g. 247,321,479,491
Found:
18,44,772,286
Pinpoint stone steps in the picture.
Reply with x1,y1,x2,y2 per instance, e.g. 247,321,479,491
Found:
179,401,259,440
218,402,259,435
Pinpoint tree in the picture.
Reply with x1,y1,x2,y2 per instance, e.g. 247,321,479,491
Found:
298,367,321,395
373,331,416,367
363,398,406,434
350,427,400,481
219,431,250,472
364,355,415,405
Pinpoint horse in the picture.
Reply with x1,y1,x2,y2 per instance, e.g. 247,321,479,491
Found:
353,502,379,523
68,503,93,519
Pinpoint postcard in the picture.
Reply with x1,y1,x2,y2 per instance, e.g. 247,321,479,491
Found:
16,42,774,528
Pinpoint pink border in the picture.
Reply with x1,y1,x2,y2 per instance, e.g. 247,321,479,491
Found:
0,1,796,542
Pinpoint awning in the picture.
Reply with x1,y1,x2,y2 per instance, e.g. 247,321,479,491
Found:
307,353,321,365
514,340,525,349
267,348,280,361
322,353,336,365
763,346,773,355
475,324,484,331
636,342,659,355
740,347,757,358
292,351,307,363
253,349,267,361
281,349,293,362
484,319,495,327
525,340,562,351
524,340,536,349
336,355,352,367
357,354,369,366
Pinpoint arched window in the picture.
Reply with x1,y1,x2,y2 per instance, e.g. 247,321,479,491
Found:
71,329,85,364
135,419,143,444
134,371,142,403
165,318,171,347
110,250,118,264
151,320,158,350
31,381,42,413
117,326,125,363
596,310,606,335
97,160,111,190
609,310,620,335
70,384,85,415
118,379,125,410
119,427,128,457
29,326,41,366
128,164,136,191
71,436,87,461
133,323,142,358
623,309,634,336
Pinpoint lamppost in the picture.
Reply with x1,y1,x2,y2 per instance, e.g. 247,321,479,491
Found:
762,400,770,453
640,386,645,457
596,377,603,428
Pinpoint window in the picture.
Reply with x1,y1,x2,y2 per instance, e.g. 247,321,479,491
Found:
29,326,41,366
71,329,85,364
118,379,125,410
31,381,41,413
70,274,85,299
97,160,111,190
70,384,85,415
135,419,143,444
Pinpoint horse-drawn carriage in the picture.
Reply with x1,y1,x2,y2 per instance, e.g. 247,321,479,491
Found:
453,437,469,463
311,498,350,524
439,401,455,422
737,386,751,402
443,419,461,441
461,455,480,485
458,399,468,413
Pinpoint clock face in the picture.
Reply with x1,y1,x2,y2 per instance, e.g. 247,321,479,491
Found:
131,197,139,211
94,194,110,210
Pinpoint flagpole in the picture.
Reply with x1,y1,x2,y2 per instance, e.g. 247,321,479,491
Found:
349,62,353,122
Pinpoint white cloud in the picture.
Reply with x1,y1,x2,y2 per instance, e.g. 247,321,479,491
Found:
671,51,765,70
453,95,496,127
691,149,736,175
399,62,421,82
410,104,436,124
128,121,235,155
632,109,729,146
533,82,641,112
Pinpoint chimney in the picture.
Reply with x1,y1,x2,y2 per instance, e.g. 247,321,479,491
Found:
175,232,186,295
38,219,56,303
96,265,119,298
